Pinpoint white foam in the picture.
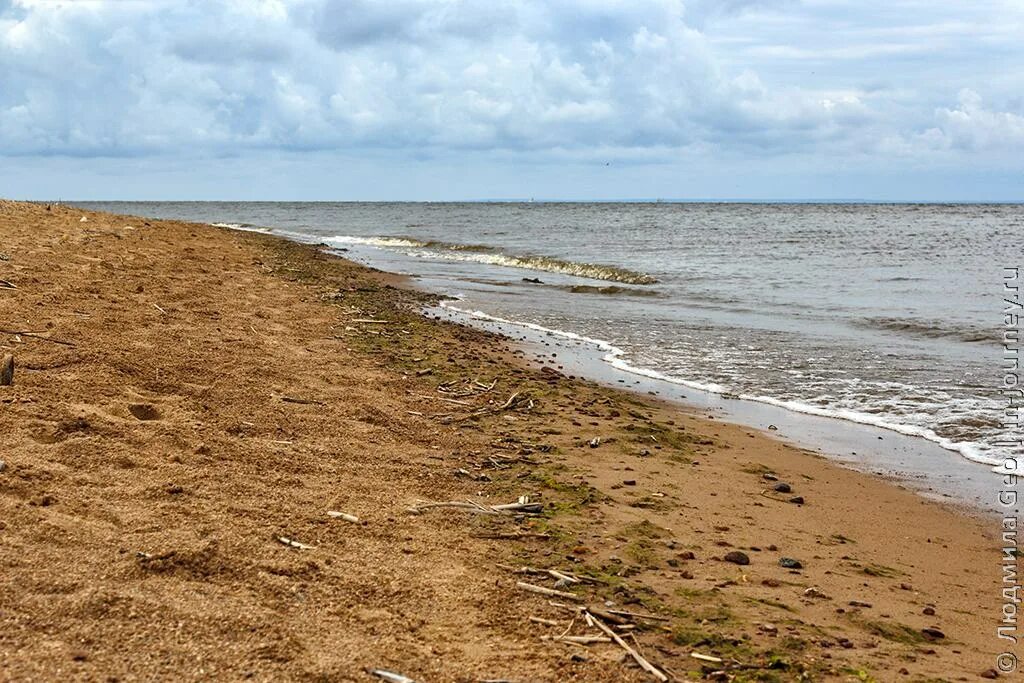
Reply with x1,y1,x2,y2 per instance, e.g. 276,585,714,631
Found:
327,235,427,248
439,301,1023,477
327,234,657,285
210,222,270,233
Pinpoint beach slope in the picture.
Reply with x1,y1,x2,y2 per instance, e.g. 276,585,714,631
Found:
0,200,1003,681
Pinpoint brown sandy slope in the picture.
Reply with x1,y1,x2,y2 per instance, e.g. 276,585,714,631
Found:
0,200,1005,682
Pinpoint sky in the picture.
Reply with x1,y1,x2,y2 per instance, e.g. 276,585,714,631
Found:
0,0,1021,201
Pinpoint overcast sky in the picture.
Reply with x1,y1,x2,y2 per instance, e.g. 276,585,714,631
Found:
1,0,1021,200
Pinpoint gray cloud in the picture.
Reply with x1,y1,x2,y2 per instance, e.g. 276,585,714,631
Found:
0,0,1020,176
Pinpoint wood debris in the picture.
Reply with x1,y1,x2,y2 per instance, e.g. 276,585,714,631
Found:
327,510,360,523
515,581,582,601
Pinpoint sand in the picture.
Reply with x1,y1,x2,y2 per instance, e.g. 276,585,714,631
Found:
0,199,1007,681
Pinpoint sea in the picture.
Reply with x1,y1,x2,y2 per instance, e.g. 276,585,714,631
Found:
76,201,1022,509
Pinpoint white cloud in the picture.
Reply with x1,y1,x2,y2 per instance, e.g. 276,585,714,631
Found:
0,0,1020,180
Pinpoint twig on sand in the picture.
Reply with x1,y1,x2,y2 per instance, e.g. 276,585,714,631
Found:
153,303,167,315
604,608,671,623
691,652,723,663
543,635,611,644
473,532,552,540
529,616,561,626
407,498,543,515
0,328,76,347
0,279,16,289
281,395,325,406
585,610,668,681
327,510,360,523
277,536,315,550
516,581,582,602
352,318,390,324
368,669,416,683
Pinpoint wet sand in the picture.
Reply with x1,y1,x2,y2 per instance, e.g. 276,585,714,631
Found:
0,199,1007,681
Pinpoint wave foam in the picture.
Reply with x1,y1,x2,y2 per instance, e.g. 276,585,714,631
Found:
439,301,1022,477
327,234,657,285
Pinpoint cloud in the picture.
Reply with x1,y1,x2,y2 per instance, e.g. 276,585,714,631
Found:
0,0,1020,178
927,89,1024,151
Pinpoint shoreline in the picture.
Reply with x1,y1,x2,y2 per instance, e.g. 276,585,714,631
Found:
0,199,1005,680
430,302,1001,515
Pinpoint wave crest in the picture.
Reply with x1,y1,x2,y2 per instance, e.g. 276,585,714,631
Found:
326,234,657,285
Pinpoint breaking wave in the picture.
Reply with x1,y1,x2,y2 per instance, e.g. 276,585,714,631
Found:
325,234,658,285
437,301,1022,477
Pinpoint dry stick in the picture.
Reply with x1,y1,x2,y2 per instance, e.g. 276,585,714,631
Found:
690,652,723,664
281,395,325,405
327,510,360,523
408,499,542,515
529,616,561,627
0,279,16,289
0,328,76,347
368,669,416,683
585,611,668,682
516,581,582,602
473,532,552,540
544,635,611,644
351,318,390,324
277,536,315,550
407,500,495,515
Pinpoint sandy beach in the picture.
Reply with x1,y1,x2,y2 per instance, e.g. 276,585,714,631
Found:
0,200,1005,680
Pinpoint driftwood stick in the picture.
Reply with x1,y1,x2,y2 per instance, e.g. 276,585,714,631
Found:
543,635,611,644
407,500,496,515
586,610,668,682
516,581,582,602
690,652,723,663
0,279,16,289
277,536,315,550
327,510,360,523
548,569,580,584
0,328,76,347
368,669,416,683
473,532,552,540
408,499,542,515
281,395,325,405
529,616,561,626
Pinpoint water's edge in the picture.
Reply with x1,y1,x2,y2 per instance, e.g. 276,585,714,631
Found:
427,301,1002,515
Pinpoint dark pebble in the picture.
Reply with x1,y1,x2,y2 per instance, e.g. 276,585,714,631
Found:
789,496,805,505
773,482,792,493
923,606,936,616
779,557,803,569
921,628,945,641
723,551,750,565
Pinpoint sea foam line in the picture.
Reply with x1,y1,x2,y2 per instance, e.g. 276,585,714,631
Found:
438,301,1021,477
325,234,658,285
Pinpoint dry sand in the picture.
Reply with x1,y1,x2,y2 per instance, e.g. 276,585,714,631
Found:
0,199,1007,681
